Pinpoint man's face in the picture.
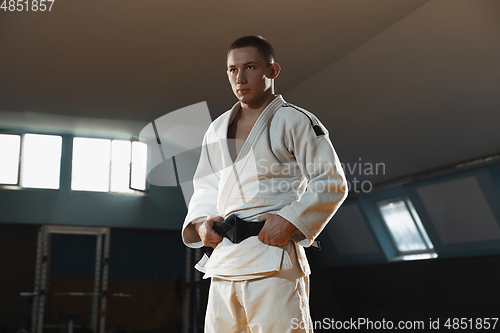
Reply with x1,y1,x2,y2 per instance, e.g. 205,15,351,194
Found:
227,47,276,107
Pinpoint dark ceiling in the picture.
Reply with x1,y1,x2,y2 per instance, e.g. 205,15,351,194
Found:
1,0,499,186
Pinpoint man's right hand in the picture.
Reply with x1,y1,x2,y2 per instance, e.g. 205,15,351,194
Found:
193,215,224,248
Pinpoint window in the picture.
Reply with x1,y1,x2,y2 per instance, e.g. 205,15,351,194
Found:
110,140,132,192
0,134,21,185
21,134,62,189
130,141,147,191
0,133,62,189
72,138,111,192
71,137,147,193
377,197,437,260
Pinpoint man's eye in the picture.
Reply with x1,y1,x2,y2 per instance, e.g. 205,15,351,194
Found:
247,66,255,70
229,68,237,73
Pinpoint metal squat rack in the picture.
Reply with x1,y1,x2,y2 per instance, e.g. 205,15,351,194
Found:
27,225,111,333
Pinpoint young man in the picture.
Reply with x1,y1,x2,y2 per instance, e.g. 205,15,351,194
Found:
182,35,347,332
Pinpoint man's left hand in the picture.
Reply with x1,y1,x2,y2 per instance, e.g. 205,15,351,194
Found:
258,213,297,246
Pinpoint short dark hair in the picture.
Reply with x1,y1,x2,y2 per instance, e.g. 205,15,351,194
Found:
228,35,275,64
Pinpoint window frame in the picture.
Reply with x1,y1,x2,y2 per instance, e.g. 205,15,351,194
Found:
1,132,64,190
0,133,23,187
129,140,148,193
376,196,437,259
71,136,148,194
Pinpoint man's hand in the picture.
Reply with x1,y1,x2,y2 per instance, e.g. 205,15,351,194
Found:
258,213,297,247
193,215,224,248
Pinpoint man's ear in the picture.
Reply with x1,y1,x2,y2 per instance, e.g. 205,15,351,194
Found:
269,62,281,79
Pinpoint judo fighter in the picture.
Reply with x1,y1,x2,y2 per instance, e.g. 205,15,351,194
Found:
182,35,348,332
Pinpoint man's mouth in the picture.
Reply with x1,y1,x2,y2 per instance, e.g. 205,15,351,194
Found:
237,88,250,94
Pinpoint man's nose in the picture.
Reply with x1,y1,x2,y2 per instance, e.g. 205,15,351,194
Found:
236,70,246,84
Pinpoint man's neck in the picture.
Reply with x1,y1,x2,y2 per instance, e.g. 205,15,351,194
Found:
240,93,278,119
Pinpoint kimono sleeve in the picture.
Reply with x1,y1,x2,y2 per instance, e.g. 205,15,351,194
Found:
181,130,220,248
276,115,348,247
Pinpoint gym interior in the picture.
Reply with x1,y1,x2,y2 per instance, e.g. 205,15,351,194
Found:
1,1,500,332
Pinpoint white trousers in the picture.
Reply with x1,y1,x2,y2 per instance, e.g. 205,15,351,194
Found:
205,274,313,333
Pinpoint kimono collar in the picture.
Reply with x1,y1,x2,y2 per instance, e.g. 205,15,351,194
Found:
227,94,286,127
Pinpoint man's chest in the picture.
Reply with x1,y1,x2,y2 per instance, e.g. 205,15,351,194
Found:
227,116,258,162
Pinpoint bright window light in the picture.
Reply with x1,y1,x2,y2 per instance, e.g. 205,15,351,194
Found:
21,134,62,189
0,134,21,185
72,138,111,192
110,140,132,193
130,141,147,191
72,137,147,193
402,253,438,261
377,197,436,259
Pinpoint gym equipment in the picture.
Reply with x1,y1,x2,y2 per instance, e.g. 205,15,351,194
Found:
23,226,111,333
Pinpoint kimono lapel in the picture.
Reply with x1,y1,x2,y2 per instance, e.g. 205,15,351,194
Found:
218,95,285,216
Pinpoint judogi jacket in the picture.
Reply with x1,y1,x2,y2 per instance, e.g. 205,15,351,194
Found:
182,95,347,278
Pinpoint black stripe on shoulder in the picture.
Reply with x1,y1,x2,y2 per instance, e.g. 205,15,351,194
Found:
282,103,325,137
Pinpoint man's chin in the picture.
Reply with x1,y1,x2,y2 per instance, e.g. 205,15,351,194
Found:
237,95,253,104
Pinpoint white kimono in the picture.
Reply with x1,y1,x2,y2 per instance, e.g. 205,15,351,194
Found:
182,95,347,278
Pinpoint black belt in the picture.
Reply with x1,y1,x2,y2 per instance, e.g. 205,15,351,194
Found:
212,214,321,249
212,214,264,243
